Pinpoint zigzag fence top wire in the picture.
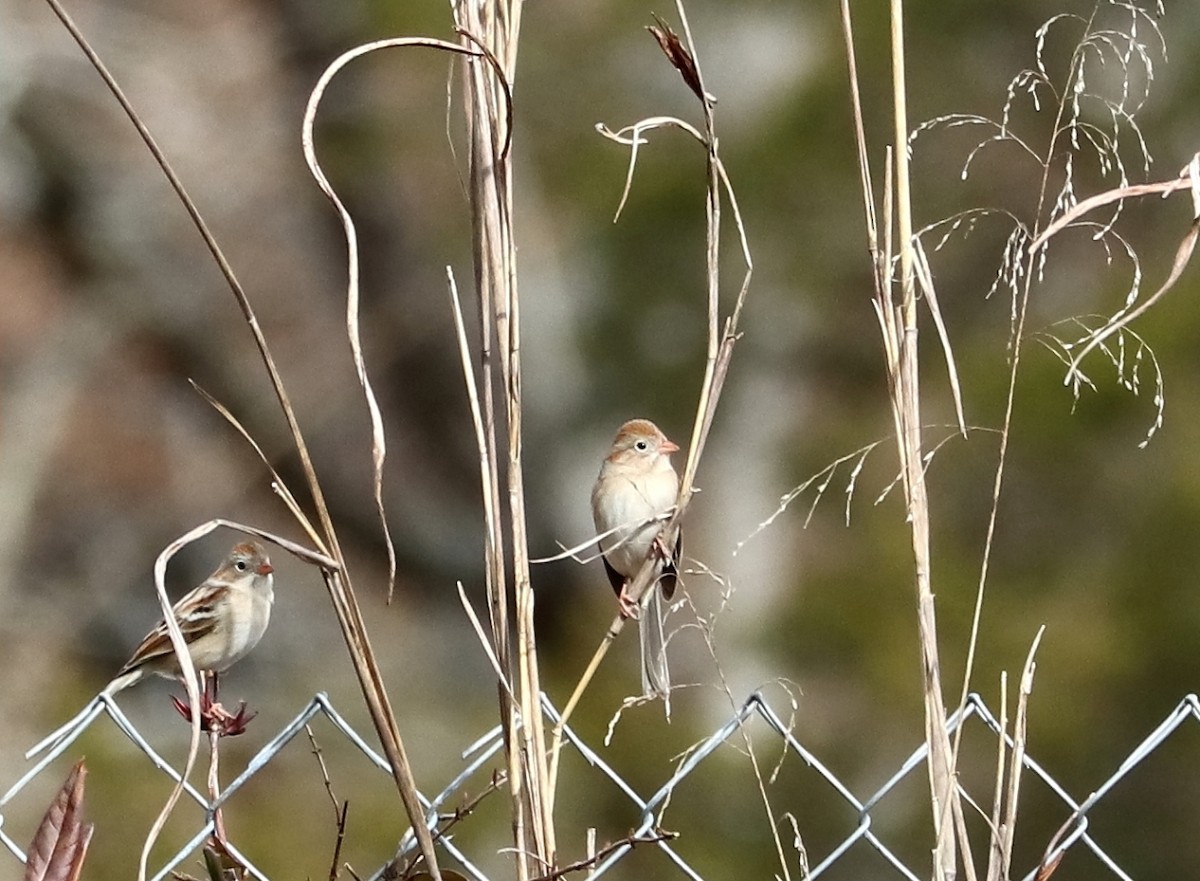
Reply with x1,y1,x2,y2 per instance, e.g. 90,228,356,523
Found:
3,690,1199,881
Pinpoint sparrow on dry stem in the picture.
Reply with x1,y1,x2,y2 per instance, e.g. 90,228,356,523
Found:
104,541,276,700
591,418,681,698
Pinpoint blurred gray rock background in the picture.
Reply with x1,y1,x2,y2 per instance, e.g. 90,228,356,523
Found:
2,1,1199,878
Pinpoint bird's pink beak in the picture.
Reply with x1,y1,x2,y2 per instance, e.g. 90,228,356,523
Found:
661,438,680,453
257,561,274,576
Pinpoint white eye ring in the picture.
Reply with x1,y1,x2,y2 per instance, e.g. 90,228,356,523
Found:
235,560,249,572
635,440,649,451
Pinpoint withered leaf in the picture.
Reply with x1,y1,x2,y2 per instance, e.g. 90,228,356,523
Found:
23,760,94,881
202,839,248,880
647,13,710,106
1034,852,1064,881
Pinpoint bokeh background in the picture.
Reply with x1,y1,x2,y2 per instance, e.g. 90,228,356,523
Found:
2,0,1199,879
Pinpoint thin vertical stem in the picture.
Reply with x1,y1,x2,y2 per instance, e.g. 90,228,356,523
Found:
889,2,959,879
455,1,554,874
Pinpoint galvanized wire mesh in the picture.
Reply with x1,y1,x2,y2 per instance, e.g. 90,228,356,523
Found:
4,690,1198,880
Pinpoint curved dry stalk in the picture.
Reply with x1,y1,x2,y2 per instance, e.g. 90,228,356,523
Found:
596,116,704,221
1028,156,1198,253
1030,155,1200,385
301,36,487,605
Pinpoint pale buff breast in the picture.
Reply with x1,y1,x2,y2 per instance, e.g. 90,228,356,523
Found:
593,465,678,578
198,576,274,672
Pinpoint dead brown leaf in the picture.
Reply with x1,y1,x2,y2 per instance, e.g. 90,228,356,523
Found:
23,760,93,881
647,13,708,105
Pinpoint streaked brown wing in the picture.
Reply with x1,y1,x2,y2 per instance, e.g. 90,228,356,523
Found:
117,592,219,674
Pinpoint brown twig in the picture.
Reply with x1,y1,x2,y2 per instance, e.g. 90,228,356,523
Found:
304,724,351,881
525,830,676,881
305,724,343,820
329,802,350,881
390,770,509,879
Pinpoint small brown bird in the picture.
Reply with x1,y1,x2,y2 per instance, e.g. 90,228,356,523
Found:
103,542,276,696
591,419,681,698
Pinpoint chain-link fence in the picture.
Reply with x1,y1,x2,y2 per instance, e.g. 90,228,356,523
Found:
4,689,1196,880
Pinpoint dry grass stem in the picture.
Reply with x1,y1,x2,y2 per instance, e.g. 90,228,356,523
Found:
207,726,224,844
548,0,753,812
997,627,1044,878
447,267,518,695
845,0,966,874
457,581,515,698
945,15,1171,841
190,382,327,551
685,573,803,881
985,672,1008,880
893,2,961,875
912,240,967,435
847,6,1180,879
447,2,558,876
44,0,447,873
546,3,769,877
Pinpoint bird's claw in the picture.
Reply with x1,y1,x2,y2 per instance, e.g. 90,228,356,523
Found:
617,583,640,620
171,693,257,737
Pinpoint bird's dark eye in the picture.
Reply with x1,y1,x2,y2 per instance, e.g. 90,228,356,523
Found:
235,560,249,572
635,440,649,451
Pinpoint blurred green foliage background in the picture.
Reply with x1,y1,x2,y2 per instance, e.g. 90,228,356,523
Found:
2,0,1199,879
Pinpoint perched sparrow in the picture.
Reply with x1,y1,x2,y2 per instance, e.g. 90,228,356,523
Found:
591,419,681,698
103,542,276,696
